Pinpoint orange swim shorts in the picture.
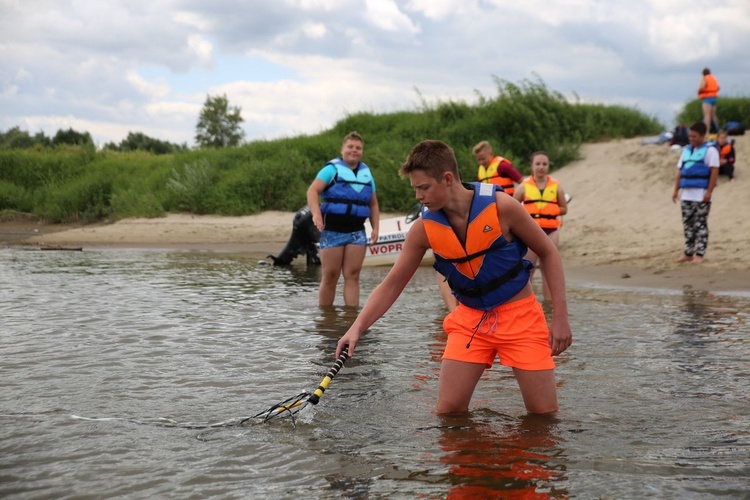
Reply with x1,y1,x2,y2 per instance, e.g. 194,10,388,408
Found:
442,294,555,370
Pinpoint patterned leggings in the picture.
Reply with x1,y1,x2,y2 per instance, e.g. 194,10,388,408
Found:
680,200,711,257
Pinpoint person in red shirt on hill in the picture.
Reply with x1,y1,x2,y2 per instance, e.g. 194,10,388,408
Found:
473,140,523,197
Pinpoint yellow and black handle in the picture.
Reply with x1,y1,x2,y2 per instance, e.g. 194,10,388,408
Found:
307,347,349,405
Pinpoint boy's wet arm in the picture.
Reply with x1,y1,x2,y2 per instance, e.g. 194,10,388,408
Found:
338,222,429,359
498,194,548,249
557,187,568,215
391,221,430,284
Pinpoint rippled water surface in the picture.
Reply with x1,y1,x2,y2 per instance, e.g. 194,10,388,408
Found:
2,248,749,498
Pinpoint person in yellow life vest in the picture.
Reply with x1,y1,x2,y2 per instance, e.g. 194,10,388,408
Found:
473,140,523,196
698,67,720,134
513,151,568,301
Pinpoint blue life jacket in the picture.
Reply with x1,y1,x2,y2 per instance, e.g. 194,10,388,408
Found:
422,182,533,310
679,144,713,189
321,158,374,218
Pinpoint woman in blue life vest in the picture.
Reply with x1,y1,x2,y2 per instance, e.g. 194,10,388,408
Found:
672,122,720,264
307,131,380,306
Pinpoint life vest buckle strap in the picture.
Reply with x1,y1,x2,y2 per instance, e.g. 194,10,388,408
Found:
322,197,369,206
434,239,509,265
680,173,711,179
524,199,558,205
451,261,524,298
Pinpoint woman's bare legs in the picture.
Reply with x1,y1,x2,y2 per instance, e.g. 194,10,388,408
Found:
341,244,367,307
702,101,718,132
319,246,345,306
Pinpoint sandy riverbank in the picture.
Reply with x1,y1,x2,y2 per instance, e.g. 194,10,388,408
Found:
3,135,749,293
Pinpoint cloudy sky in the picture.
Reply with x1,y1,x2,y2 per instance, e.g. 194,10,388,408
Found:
2,0,749,147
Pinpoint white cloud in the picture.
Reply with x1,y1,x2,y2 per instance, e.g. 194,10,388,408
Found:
405,0,478,20
126,71,171,99
365,0,420,33
1,0,749,147
1,85,19,99
187,35,214,66
284,0,346,10
14,68,33,82
144,101,201,121
172,11,213,31
302,22,328,39
494,0,609,25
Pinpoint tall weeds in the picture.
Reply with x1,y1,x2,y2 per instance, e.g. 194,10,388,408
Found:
676,97,750,128
0,79,669,221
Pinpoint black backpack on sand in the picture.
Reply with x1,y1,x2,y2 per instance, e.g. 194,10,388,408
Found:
671,124,689,146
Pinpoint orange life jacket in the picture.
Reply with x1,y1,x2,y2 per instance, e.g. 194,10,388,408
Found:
698,74,719,99
422,183,532,310
522,177,561,230
719,141,734,162
478,156,515,195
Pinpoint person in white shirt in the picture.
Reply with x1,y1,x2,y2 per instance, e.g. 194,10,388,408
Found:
671,122,720,264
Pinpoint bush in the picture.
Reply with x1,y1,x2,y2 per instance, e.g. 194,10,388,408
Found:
166,159,216,214
0,78,672,219
676,97,750,129
110,191,165,219
0,180,34,212
38,173,114,222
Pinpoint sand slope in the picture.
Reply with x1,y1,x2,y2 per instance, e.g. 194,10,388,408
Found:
555,135,749,272
7,135,750,290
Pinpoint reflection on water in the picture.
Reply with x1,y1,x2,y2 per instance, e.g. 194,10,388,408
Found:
424,412,568,499
1,248,749,498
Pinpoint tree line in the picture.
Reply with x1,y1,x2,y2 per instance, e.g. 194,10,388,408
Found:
1,94,244,154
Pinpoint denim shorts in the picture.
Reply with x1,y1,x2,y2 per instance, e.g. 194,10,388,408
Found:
319,229,367,249
701,97,717,106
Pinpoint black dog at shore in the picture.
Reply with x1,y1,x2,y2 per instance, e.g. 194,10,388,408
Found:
267,205,321,266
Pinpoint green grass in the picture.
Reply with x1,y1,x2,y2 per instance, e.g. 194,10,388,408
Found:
676,96,750,128
0,79,670,222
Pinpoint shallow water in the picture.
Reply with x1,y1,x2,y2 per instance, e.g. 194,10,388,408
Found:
1,248,749,498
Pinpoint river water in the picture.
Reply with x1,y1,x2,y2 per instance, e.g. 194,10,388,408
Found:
1,248,748,499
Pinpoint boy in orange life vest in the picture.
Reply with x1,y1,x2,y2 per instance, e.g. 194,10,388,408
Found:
513,151,568,302
473,140,523,196
336,140,572,415
716,129,736,181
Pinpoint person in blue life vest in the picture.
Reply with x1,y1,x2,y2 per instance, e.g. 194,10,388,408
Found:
672,122,720,264
436,141,524,312
336,140,572,415
307,131,380,307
